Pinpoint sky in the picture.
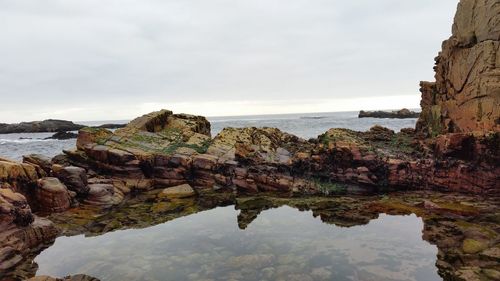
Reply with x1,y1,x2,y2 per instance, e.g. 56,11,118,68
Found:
0,0,458,122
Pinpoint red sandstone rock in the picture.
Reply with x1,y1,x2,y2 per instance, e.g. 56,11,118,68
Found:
35,178,71,213
417,0,500,135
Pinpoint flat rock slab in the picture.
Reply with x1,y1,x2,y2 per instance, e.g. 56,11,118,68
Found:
158,184,196,199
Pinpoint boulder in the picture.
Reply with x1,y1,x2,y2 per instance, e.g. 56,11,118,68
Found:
158,184,196,199
23,154,53,174
84,184,123,207
0,188,33,228
0,187,58,273
53,166,89,196
35,178,71,213
44,131,78,140
0,160,39,192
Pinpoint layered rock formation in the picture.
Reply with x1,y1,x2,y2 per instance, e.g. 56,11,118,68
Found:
417,0,500,135
0,187,58,276
59,108,498,194
0,1,498,280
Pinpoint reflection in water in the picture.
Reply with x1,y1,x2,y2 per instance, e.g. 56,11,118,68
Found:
35,205,439,281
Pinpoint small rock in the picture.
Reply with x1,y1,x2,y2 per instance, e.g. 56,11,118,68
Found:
84,184,122,207
54,166,89,196
158,184,196,199
462,239,488,254
480,246,500,262
482,269,500,280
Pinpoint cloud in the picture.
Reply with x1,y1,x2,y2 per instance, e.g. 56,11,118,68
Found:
0,0,457,121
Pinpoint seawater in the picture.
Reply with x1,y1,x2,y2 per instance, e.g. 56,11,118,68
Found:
0,111,417,161
34,205,439,281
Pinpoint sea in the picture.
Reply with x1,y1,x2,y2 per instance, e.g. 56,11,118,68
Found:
0,111,418,161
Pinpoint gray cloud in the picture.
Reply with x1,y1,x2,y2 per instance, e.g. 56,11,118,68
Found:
0,0,458,121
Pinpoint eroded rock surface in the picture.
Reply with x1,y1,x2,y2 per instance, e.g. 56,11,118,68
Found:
35,178,71,213
0,188,58,277
59,108,499,194
417,0,500,135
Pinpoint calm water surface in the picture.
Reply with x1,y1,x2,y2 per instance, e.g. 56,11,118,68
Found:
35,206,439,281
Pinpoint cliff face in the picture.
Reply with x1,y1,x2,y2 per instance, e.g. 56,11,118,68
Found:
417,0,500,136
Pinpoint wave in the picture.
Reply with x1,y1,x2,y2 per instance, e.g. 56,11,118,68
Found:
0,138,53,144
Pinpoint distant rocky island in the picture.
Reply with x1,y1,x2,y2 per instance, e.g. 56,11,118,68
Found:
358,108,420,119
0,119,85,134
0,119,126,134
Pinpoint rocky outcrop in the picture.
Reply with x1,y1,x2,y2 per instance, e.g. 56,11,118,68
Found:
52,166,89,196
417,0,500,135
359,108,420,119
0,120,84,134
0,188,58,275
0,159,40,193
23,154,52,175
61,109,499,194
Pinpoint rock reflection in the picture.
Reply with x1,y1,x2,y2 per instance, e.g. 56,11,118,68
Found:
4,191,499,281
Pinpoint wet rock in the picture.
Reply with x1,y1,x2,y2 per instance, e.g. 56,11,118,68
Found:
0,188,33,228
158,184,196,199
53,166,89,196
23,154,52,175
84,184,122,207
0,160,39,191
0,199,58,274
25,275,101,281
44,131,78,140
51,154,72,167
35,177,71,213
94,123,126,129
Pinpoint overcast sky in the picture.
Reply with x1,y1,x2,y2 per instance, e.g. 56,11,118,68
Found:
0,0,458,122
